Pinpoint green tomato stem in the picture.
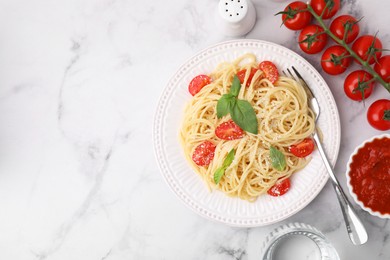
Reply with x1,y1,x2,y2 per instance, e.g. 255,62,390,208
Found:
306,5,390,93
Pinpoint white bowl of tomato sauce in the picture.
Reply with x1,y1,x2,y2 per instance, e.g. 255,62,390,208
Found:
346,134,390,219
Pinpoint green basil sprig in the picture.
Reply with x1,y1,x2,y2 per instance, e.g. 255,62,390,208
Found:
214,149,235,184
216,75,258,134
270,146,286,171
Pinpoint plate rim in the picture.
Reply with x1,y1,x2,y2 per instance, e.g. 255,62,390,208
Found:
153,39,341,227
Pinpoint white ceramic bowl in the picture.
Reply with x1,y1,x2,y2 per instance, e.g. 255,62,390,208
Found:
346,134,390,219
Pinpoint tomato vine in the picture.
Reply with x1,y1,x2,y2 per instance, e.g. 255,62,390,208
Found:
305,4,390,93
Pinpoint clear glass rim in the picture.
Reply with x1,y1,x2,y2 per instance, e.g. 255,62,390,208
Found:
261,222,340,260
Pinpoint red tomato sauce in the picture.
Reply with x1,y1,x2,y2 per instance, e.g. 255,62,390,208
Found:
349,137,390,215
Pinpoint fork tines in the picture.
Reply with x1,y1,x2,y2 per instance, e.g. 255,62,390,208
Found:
283,67,315,99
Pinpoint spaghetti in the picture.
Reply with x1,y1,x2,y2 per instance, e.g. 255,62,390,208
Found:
180,53,316,202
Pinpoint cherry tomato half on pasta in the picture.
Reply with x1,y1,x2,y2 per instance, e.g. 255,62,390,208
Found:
344,70,375,101
367,99,390,131
259,61,279,83
237,68,259,87
329,15,360,44
215,120,244,140
298,24,328,54
279,1,312,30
267,178,291,197
310,0,340,20
352,35,383,65
188,74,212,96
192,141,216,166
289,138,315,158
374,55,390,83
321,45,351,75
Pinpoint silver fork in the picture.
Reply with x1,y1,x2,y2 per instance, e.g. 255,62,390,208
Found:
285,66,368,245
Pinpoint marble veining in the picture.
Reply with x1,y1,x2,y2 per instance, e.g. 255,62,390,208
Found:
0,0,389,259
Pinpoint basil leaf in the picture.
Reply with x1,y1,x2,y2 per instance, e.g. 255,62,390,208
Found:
231,99,258,134
270,146,286,171
222,149,235,168
214,167,225,185
217,94,235,118
230,75,241,97
214,149,235,184
215,74,259,135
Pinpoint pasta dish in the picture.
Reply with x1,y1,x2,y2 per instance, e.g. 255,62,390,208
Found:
179,53,316,202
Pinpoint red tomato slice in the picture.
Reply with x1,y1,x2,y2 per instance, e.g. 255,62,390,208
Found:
215,120,244,140
188,75,212,96
289,138,315,158
259,61,279,84
192,141,216,166
267,178,291,197
237,68,259,87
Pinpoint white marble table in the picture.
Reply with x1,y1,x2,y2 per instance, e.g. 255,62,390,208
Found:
0,0,389,259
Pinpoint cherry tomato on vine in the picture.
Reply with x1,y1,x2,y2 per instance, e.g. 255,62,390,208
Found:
344,70,375,101
374,55,390,83
267,178,291,197
352,35,383,65
321,45,351,75
367,99,390,131
277,1,312,31
289,138,315,158
188,75,212,96
311,0,340,19
237,68,259,87
192,141,216,166
259,61,279,83
298,24,328,54
329,15,360,44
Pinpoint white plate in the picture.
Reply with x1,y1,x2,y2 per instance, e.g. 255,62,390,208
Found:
153,39,340,227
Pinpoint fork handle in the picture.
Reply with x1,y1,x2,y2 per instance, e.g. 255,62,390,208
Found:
313,132,368,245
